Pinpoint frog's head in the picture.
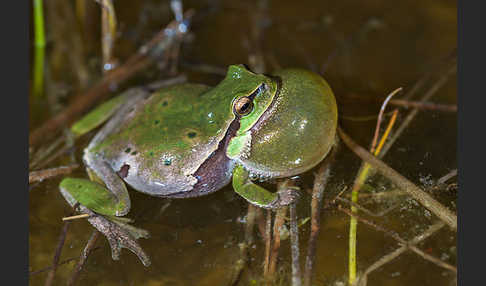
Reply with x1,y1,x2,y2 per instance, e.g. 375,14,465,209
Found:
226,67,338,179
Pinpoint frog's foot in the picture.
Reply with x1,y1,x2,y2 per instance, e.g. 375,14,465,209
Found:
269,187,300,209
60,184,151,267
85,208,151,267
232,165,300,209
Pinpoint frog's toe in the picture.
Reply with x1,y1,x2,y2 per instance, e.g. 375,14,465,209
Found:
274,188,300,208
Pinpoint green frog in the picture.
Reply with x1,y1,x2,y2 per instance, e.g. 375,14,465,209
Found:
59,65,337,266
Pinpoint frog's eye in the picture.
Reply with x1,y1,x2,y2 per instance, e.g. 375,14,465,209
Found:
234,96,254,116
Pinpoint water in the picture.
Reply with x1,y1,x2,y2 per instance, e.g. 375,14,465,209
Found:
29,0,456,285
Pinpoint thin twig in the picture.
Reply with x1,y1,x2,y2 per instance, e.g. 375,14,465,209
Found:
29,164,79,184
378,63,456,159
268,203,288,279
290,203,302,286
338,127,457,230
44,221,71,286
389,99,457,112
339,206,456,276
303,149,335,286
263,210,272,277
437,169,458,185
337,197,401,218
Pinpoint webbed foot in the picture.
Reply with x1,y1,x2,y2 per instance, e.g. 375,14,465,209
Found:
60,187,151,266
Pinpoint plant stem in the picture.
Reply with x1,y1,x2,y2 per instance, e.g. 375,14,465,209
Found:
33,0,46,97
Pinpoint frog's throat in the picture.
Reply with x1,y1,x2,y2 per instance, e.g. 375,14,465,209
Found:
226,75,282,160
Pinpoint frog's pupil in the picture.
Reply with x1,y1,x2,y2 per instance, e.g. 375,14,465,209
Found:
187,132,197,138
241,102,250,111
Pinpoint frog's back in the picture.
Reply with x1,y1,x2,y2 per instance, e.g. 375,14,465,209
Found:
90,83,235,197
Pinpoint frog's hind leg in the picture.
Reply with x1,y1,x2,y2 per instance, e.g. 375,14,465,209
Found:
232,165,299,209
59,158,151,266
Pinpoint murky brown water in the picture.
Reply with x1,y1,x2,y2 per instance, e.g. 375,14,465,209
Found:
29,0,457,285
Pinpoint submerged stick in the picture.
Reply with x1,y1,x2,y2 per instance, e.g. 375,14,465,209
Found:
290,203,302,286
268,204,288,279
338,127,457,230
263,210,272,277
303,150,335,286
44,221,71,286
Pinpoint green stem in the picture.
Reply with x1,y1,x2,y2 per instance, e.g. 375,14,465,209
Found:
33,0,45,97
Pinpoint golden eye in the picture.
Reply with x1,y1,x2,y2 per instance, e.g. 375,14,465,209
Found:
234,96,254,116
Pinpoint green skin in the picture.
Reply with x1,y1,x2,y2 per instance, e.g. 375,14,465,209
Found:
59,65,337,266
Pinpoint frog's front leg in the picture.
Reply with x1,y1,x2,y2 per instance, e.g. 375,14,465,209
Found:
59,152,150,265
232,165,299,209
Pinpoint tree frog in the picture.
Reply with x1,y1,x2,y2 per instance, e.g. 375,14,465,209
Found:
59,65,337,266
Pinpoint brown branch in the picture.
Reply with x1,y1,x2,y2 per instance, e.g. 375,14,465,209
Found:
338,127,457,230
29,164,79,184
290,203,302,286
29,9,195,147
44,221,71,286
268,204,288,279
263,210,272,277
303,148,336,286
